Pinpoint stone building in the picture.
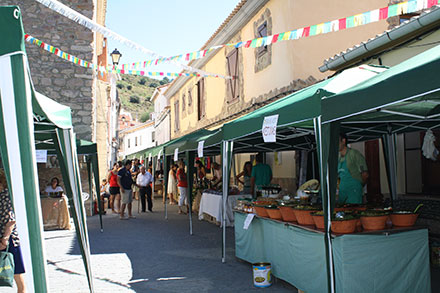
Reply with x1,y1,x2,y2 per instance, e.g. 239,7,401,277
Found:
2,0,110,190
151,84,170,147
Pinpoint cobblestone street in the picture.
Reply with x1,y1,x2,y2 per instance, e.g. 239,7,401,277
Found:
9,199,296,292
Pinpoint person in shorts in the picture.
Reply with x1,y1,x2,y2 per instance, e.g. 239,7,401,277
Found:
177,160,188,214
117,160,135,220
107,162,122,213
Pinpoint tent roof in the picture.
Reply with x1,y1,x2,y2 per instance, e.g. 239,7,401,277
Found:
322,44,440,141
33,92,72,130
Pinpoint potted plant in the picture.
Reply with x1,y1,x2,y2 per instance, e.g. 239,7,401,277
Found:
264,205,283,220
390,204,423,227
292,205,321,226
360,210,390,231
332,212,358,234
312,211,324,229
278,201,297,222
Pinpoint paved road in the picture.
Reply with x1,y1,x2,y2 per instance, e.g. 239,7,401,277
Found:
35,199,296,292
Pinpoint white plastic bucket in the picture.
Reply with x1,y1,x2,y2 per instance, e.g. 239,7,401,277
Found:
253,262,272,287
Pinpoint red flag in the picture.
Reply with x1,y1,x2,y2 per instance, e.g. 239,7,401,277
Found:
244,40,252,48
272,34,280,43
302,26,310,37
338,18,346,30
379,7,388,20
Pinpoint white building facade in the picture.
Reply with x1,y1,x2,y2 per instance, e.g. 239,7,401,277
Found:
151,85,171,146
120,120,156,158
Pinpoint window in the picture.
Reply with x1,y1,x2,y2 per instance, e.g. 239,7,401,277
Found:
197,78,205,120
257,21,268,57
226,48,239,102
139,135,142,146
174,100,180,131
152,131,155,142
182,93,186,113
399,13,419,24
135,137,138,147
188,89,193,114
128,138,131,148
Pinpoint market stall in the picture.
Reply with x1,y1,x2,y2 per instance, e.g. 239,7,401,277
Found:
198,191,249,227
235,212,430,292
0,7,94,291
225,43,440,292
40,195,71,230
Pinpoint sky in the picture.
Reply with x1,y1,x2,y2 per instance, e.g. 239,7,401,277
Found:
106,0,240,76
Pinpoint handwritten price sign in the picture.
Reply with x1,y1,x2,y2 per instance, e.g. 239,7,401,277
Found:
262,115,279,143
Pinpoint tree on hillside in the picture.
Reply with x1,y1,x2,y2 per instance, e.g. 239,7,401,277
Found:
159,77,170,85
129,95,140,103
116,83,124,89
127,85,132,90
149,82,159,88
138,78,147,85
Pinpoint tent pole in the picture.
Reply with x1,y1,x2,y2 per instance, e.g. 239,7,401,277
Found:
186,151,194,235
314,117,335,293
91,153,103,232
164,153,168,220
221,140,230,263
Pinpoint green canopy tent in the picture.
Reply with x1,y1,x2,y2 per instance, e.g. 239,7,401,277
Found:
181,64,388,291
35,138,104,232
0,6,94,292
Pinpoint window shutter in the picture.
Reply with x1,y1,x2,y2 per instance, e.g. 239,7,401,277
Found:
174,101,180,131
182,94,186,112
198,78,205,120
226,48,239,101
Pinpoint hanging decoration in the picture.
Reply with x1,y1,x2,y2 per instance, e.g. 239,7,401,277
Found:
24,34,225,78
116,0,440,70
33,0,231,79
27,0,439,77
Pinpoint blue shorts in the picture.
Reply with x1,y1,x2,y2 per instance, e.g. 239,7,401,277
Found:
6,239,25,274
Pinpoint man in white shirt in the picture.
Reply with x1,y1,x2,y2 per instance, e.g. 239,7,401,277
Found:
136,166,153,212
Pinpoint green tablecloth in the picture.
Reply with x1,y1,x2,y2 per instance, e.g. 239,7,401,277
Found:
234,212,431,293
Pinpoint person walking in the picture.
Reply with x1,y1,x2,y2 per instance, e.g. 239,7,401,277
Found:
136,166,153,213
107,161,122,213
117,160,135,220
0,169,26,293
167,164,178,205
177,160,188,214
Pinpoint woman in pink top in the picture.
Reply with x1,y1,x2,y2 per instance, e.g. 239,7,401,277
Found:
177,160,188,214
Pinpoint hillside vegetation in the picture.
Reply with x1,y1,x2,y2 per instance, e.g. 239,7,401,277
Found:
117,75,170,122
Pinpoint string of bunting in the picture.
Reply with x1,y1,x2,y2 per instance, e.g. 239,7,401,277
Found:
119,0,440,70
34,0,231,79
24,34,222,78
26,0,439,77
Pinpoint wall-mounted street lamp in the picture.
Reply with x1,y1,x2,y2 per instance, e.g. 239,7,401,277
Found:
110,48,122,66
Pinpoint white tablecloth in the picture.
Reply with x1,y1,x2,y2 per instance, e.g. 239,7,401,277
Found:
198,192,251,227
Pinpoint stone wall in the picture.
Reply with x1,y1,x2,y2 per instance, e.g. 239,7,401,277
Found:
4,0,96,140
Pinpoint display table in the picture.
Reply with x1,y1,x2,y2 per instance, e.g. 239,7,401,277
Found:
40,196,71,230
234,211,431,292
198,192,250,227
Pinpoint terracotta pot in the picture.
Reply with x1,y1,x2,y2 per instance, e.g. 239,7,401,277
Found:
390,213,419,227
293,209,316,226
279,206,297,222
332,219,357,234
356,219,362,232
254,206,269,218
360,215,388,231
266,208,282,220
312,215,324,229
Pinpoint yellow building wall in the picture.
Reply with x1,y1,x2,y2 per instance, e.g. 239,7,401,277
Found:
170,0,391,138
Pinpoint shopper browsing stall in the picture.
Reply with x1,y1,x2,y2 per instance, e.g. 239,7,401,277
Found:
251,153,272,197
44,177,63,195
177,160,189,214
136,166,153,213
338,133,369,204
236,161,252,194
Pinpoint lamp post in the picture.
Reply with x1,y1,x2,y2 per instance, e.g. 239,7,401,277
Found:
110,48,122,66
109,48,122,168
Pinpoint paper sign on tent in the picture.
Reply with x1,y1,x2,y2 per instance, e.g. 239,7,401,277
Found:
262,114,279,142
198,141,204,158
243,213,255,230
36,150,47,163
174,148,179,162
